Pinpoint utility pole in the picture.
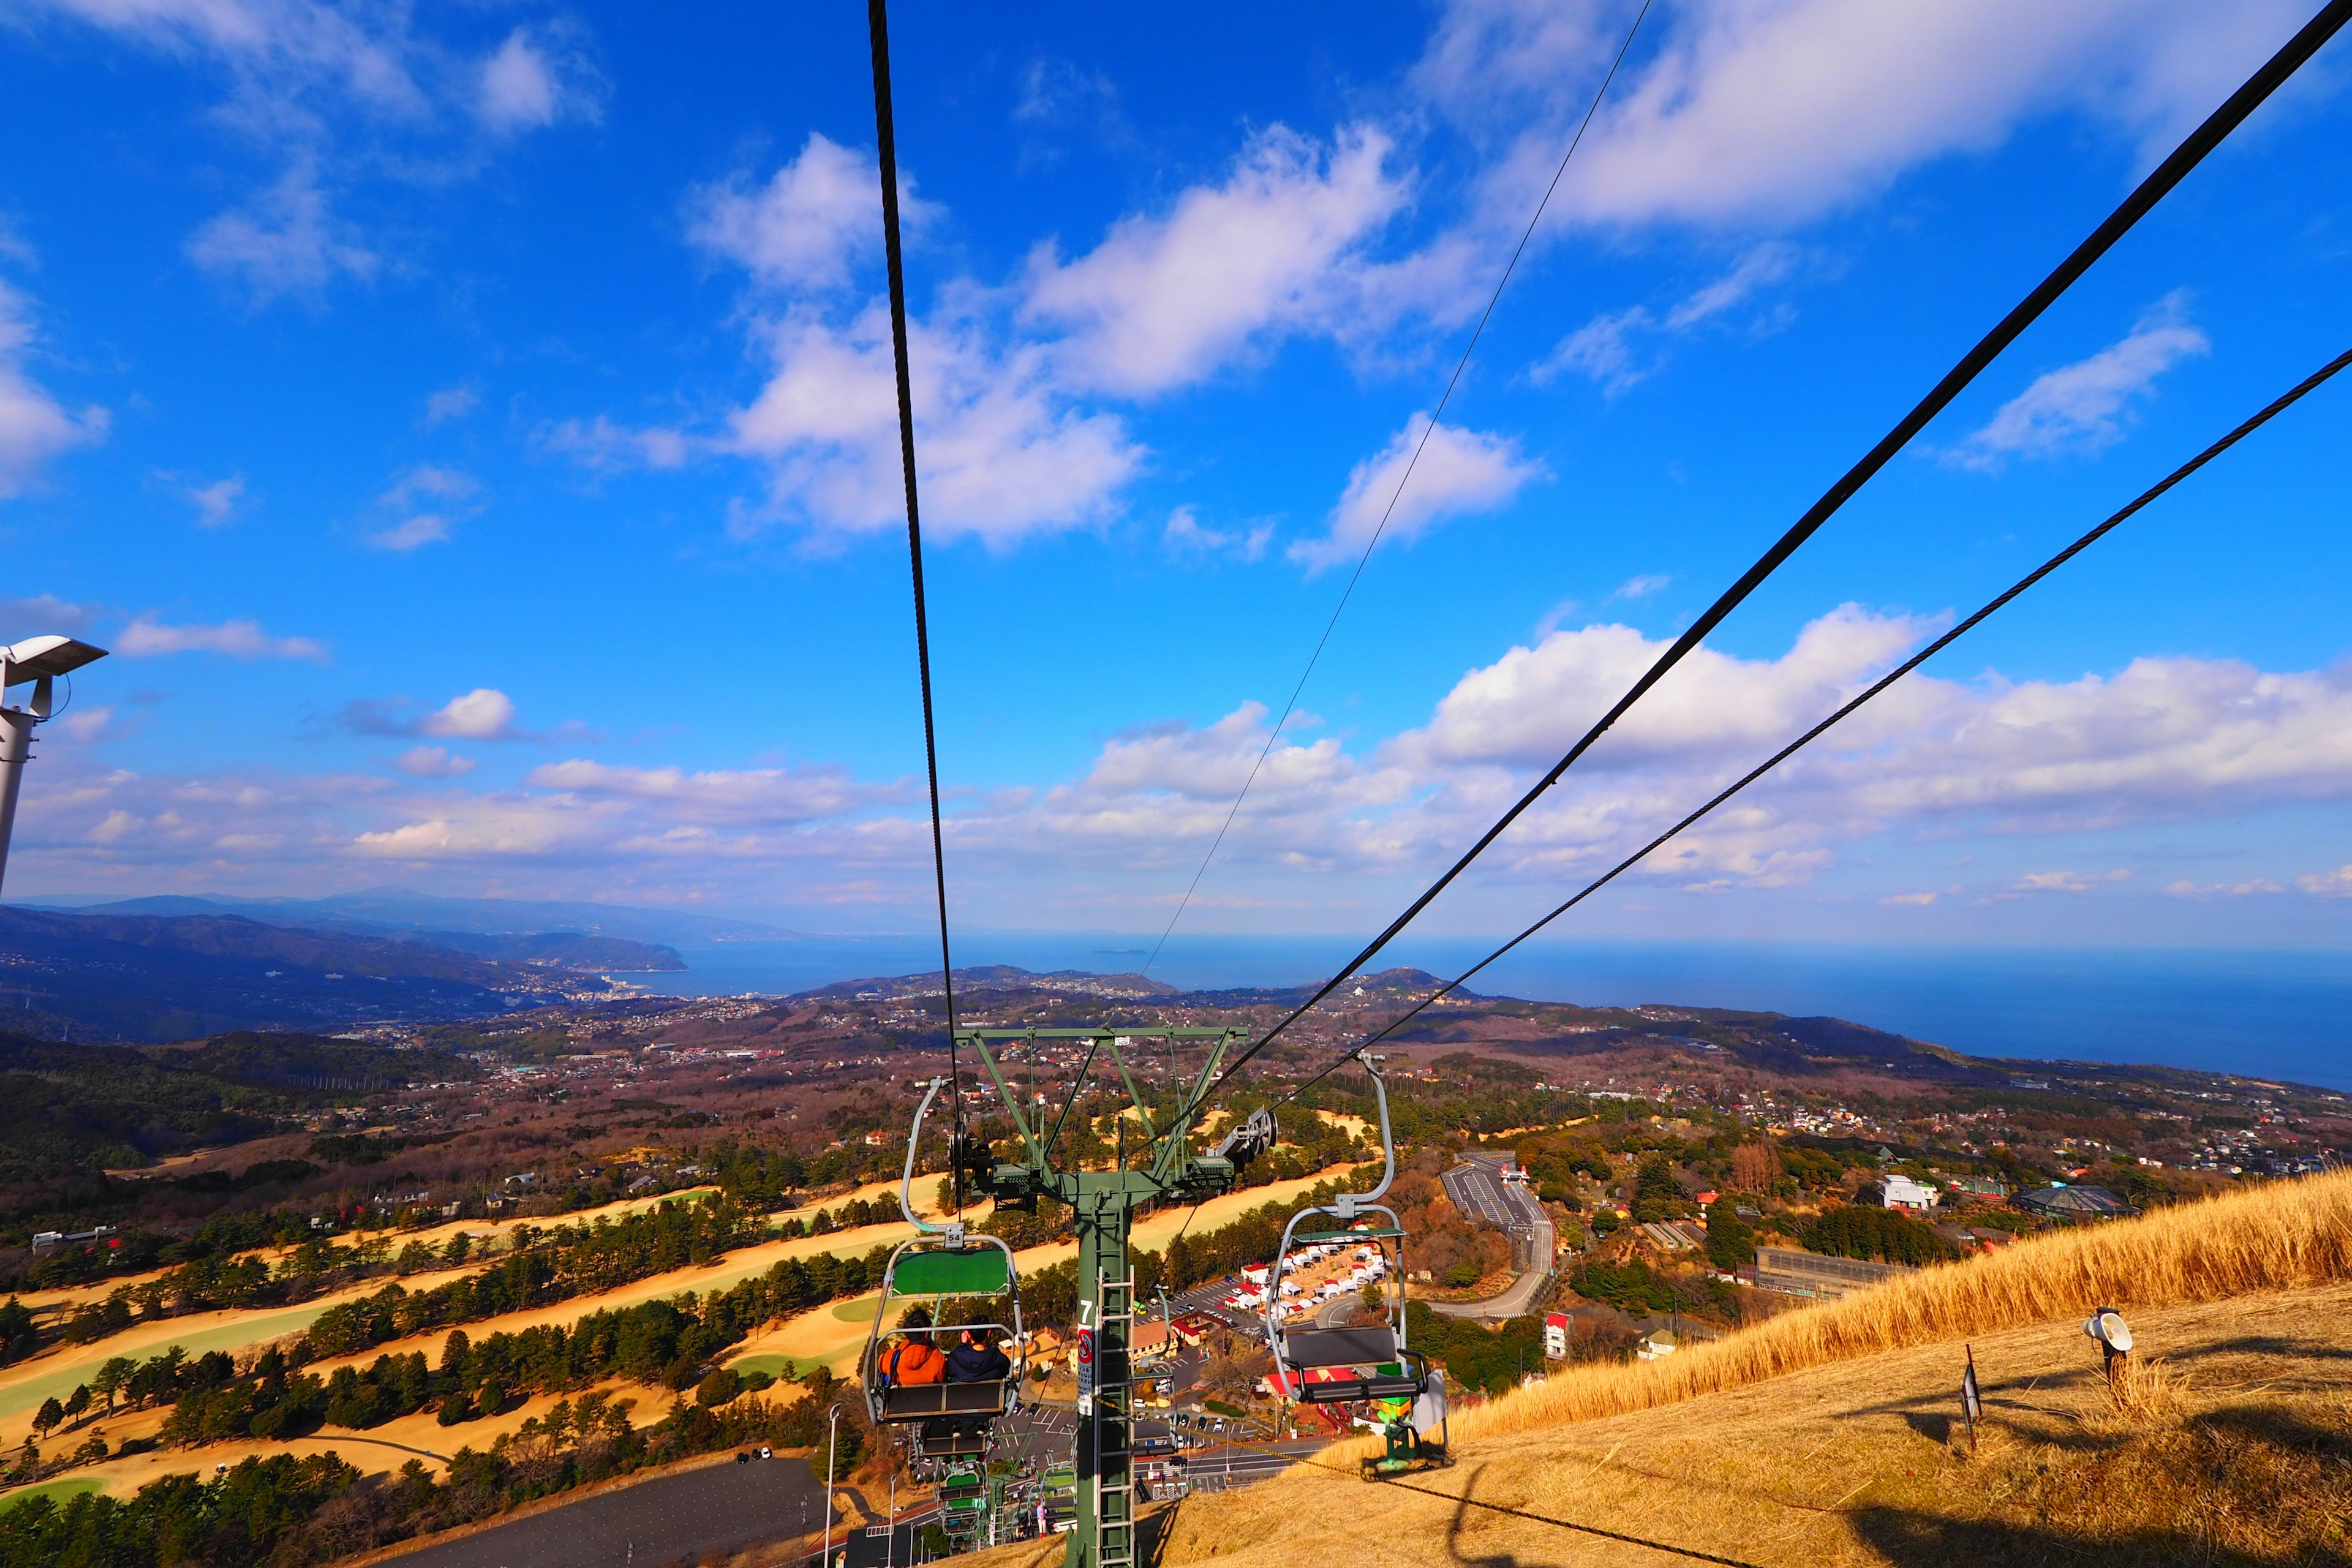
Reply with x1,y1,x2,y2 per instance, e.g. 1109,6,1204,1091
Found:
821,1403,842,1568
951,1028,1272,1568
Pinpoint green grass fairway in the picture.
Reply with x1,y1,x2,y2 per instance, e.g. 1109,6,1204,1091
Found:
726,1352,821,1381
1,1475,107,1513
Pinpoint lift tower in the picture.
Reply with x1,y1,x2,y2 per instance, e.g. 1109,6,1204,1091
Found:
948,1026,1272,1568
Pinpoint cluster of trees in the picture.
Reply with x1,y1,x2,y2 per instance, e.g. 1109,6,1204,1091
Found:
1799,1204,1959,1266
1567,1258,1681,1316
703,1137,809,1210
1404,1301,1546,1395
26,1236,902,1466
159,1289,770,1447
43,1194,760,1372
301,1235,895,1389
1702,1197,1756,1273
1630,1155,1697,1223
1,1379,827,1568
0,1299,37,1365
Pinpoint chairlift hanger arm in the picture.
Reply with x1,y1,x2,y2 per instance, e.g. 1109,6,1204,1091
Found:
1148,1027,1247,1185
961,1032,1042,1164
898,1077,951,1235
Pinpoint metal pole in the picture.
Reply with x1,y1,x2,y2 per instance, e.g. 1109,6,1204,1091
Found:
822,1403,842,1568
887,1471,897,1568
0,707,34,897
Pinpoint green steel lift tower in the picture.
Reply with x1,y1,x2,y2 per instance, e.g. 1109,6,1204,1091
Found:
947,1026,1273,1568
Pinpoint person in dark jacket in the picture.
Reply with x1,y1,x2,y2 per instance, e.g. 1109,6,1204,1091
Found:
944,1328,1012,1383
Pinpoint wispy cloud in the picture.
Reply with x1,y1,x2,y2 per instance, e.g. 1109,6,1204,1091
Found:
422,385,480,425
1164,506,1272,562
1535,244,1799,392
1951,292,2209,469
396,745,477,778
0,277,107,497
162,472,246,528
1289,415,1542,573
117,614,327,662
367,464,479,551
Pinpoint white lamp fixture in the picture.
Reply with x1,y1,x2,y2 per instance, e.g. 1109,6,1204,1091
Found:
0,635,109,895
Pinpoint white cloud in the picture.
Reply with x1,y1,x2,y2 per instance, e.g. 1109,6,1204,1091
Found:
1427,0,2314,232
1613,573,1672,601
724,303,1140,545
368,464,478,549
26,1,595,305
395,745,475,778
421,688,517,741
57,706,115,743
21,606,2352,922
523,759,878,825
1536,244,1799,391
164,473,246,527
0,595,99,640
690,134,934,295
1951,293,2209,468
0,279,107,499
116,614,326,661
368,514,450,551
340,687,525,740
536,415,693,473
1538,306,1651,393
423,384,480,424
2012,869,2132,894
1290,415,1542,572
1396,603,1932,772
1022,125,1406,397
1164,507,1272,562
477,29,576,132
1664,243,1800,329
186,159,376,304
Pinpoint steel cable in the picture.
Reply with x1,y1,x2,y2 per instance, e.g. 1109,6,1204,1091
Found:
1210,0,2352,1094
867,0,963,1201
1268,343,2352,1108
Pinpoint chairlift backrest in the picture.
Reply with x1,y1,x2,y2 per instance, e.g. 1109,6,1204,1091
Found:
891,1246,1012,1298
1284,1325,1400,1370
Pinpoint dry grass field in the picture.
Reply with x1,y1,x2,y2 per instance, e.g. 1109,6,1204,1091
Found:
973,1171,2352,1568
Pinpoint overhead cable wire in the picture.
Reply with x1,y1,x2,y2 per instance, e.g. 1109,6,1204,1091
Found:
1209,0,2352,1095
1267,343,2352,1109
1136,0,1656,979
867,0,963,1199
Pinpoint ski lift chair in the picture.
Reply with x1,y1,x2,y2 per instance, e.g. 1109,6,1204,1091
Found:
1263,1055,1433,1414
862,1079,1027,1457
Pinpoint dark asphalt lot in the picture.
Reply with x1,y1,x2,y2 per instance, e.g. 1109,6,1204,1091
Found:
385,1455,825,1568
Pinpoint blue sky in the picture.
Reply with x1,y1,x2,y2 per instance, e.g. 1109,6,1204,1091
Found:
1,0,2350,949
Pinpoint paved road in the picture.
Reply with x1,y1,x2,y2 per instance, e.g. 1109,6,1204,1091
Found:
1313,1291,1363,1327
1441,1153,1543,1231
384,1455,825,1568
1433,1154,1555,1322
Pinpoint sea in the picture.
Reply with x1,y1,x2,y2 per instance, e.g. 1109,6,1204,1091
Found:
614,933,2352,1093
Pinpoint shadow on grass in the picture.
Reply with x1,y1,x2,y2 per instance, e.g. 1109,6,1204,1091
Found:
1851,1508,2352,1568
1433,1461,1778,1568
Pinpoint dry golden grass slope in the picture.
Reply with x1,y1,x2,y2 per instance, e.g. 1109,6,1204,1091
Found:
979,1171,2352,1568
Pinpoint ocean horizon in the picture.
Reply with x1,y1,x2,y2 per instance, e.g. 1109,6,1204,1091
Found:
617,933,2352,1093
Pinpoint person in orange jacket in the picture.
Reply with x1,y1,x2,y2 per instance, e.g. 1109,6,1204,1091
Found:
880,1332,945,1387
